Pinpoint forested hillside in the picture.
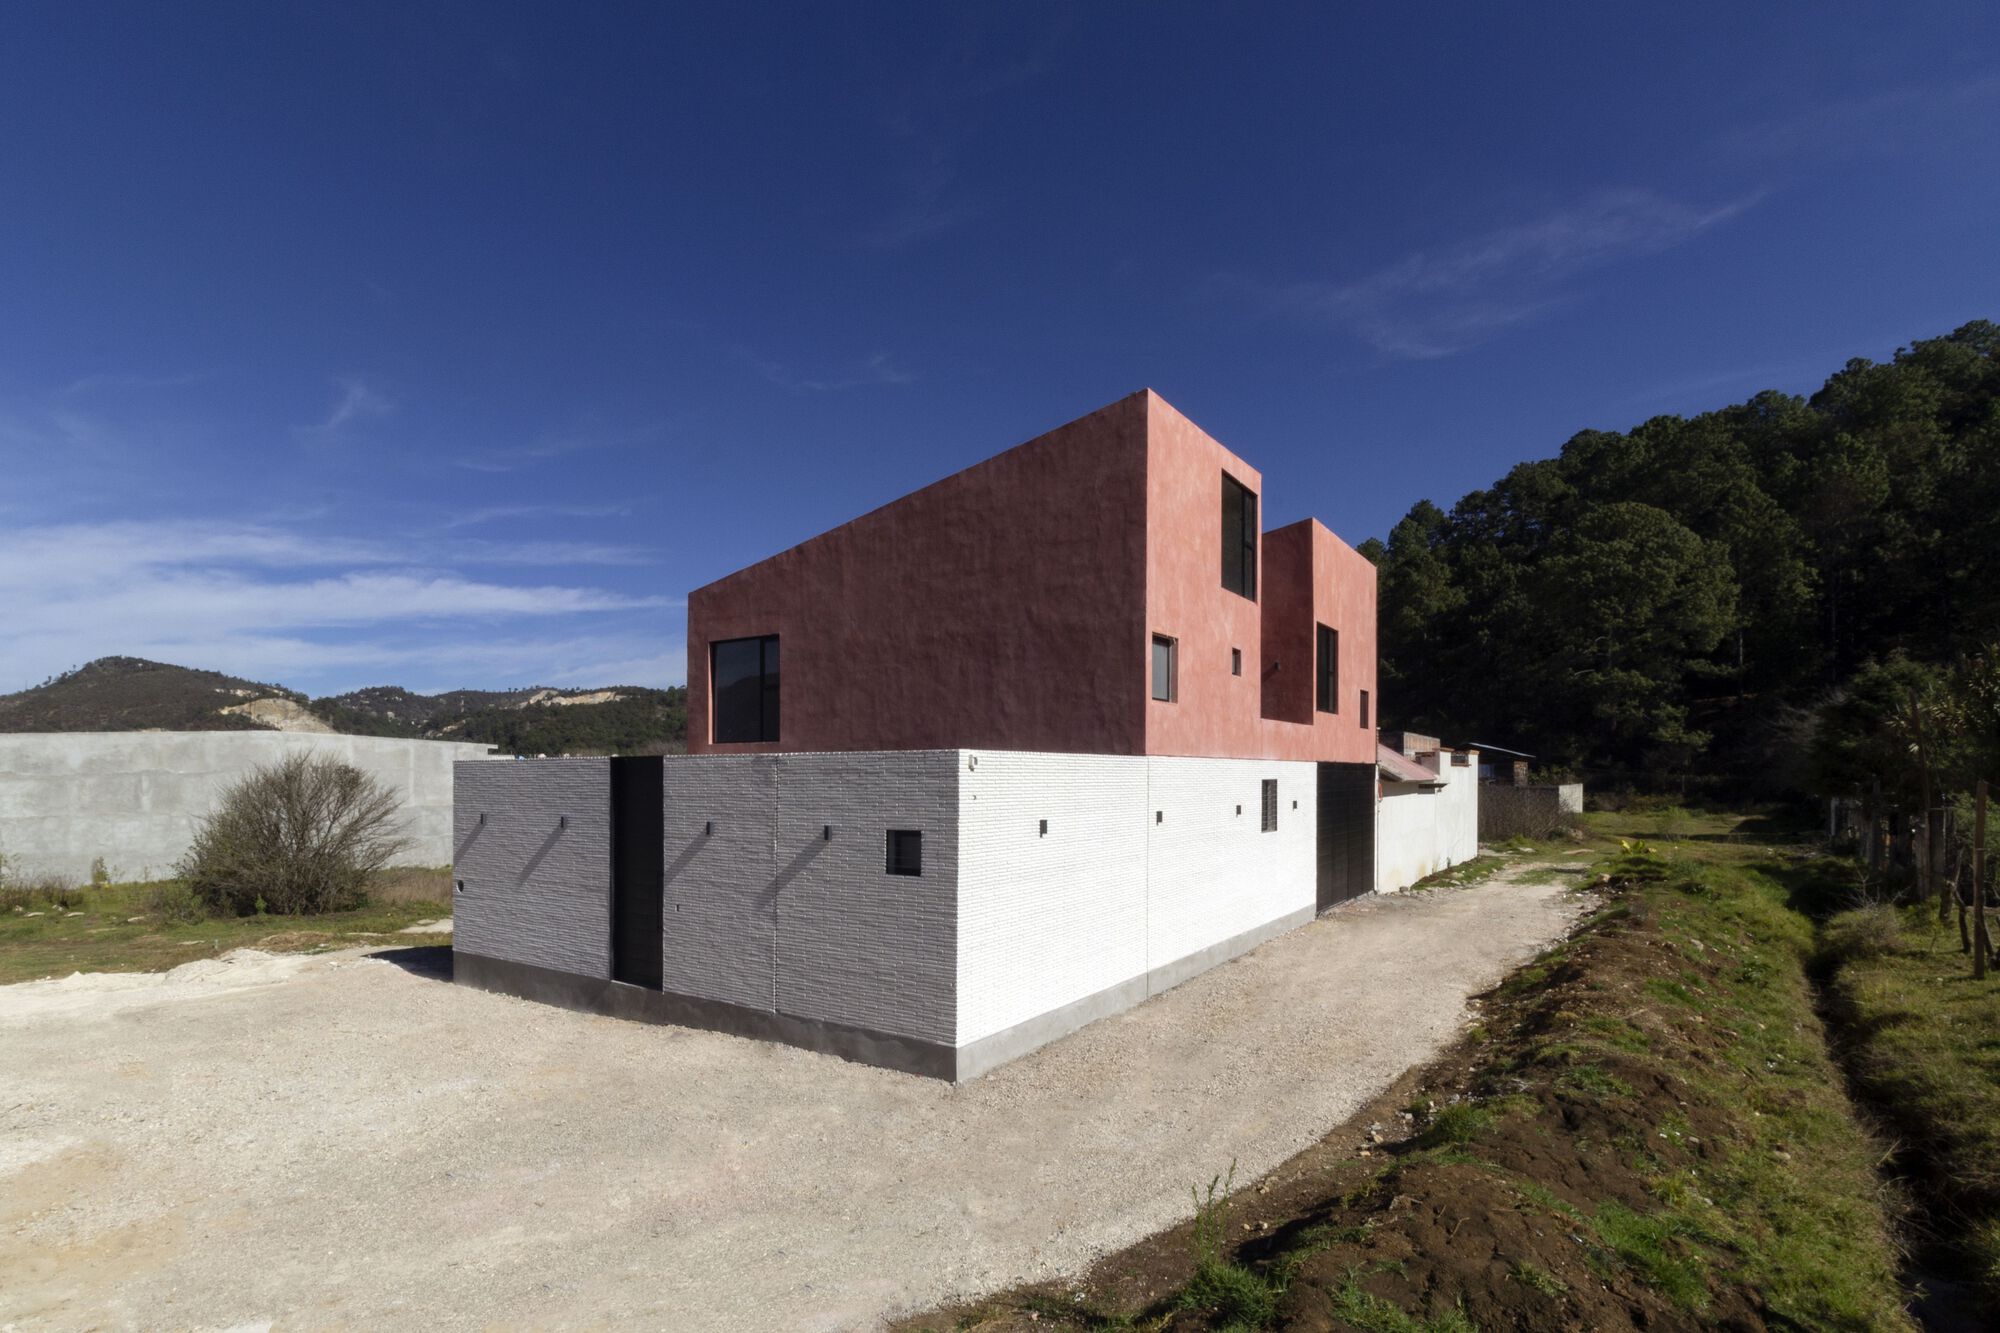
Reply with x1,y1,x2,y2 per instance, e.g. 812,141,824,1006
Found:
1365,320,2000,792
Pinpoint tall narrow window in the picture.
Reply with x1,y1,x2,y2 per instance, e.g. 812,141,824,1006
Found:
1231,647,1242,676
711,634,780,743
1260,779,1278,832
1359,689,1371,730
1151,634,1177,702
1316,624,1338,714
1220,472,1258,600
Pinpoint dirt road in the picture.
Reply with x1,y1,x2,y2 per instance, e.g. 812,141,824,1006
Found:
0,865,1588,1331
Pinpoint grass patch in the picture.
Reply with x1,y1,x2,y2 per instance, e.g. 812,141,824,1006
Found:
1406,855,1508,891
1825,899,2000,1309
1329,1275,1477,1333
0,870,454,984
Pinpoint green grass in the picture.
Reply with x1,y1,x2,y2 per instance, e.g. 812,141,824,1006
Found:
0,867,453,984
1406,855,1508,891
1826,899,2000,1303
1328,1274,1478,1333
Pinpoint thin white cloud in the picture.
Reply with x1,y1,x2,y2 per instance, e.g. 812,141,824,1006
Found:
440,502,632,529
1721,74,2000,164
294,376,395,443
741,349,916,392
450,422,661,474
0,518,676,694
1270,188,1762,359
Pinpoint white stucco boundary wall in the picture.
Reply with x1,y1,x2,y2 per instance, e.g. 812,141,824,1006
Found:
1375,755,1480,894
0,731,499,883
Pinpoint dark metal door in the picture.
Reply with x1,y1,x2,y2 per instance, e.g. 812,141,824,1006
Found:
1316,762,1375,910
610,756,664,988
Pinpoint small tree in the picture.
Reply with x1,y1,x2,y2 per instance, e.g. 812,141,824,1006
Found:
179,753,407,915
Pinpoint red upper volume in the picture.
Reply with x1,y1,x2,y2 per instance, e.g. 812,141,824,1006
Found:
687,390,1377,763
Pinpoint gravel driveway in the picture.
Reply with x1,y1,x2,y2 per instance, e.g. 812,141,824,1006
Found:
0,867,1587,1331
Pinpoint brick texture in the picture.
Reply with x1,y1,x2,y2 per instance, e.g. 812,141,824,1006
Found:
452,759,610,977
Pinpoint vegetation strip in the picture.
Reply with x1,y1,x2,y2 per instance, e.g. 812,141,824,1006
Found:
1821,899,2000,1312
902,812,1915,1332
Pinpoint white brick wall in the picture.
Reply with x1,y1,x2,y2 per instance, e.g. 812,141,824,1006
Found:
956,753,1317,1048
1144,756,1317,974
956,753,1150,1046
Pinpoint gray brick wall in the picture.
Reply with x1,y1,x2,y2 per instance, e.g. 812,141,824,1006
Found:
770,751,957,1045
659,756,779,1010
452,759,611,977
657,752,958,1045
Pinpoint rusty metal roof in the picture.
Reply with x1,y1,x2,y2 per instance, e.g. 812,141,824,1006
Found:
1377,743,1443,785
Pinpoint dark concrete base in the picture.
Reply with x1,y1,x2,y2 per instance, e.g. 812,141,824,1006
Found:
458,902,1319,1082
452,951,956,1080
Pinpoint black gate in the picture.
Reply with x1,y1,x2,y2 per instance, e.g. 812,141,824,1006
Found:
1316,761,1375,910
609,756,664,989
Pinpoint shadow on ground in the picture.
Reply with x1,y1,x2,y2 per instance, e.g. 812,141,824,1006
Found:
365,945,452,981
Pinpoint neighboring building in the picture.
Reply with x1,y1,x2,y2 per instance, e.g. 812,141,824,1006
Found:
1468,739,1583,838
1374,732,1479,893
455,391,1405,1080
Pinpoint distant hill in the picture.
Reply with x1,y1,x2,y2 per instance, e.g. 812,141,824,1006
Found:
0,658,688,754
0,657,309,732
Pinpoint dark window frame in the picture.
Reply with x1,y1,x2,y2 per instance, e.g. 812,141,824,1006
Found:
1220,472,1258,601
1315,624,1338,714
885,829,923,877
710,634,780,744
1151,633,1177,703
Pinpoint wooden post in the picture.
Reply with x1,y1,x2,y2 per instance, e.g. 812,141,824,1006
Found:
1976,780,1989,982
1909,690,1932,907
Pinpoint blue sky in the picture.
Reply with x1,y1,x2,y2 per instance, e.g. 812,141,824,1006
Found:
3,3,1996,695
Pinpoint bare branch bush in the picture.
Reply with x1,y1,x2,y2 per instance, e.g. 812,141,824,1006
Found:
178,753,408,916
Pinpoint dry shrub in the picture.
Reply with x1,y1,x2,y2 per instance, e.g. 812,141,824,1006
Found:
1821,905,1906,966
179,753,407,916
369,866,453,907
0,874,83,912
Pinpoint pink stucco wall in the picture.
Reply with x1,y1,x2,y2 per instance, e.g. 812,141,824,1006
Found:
1142,395,1377,764
686,393,1152,755
687,389,1378,763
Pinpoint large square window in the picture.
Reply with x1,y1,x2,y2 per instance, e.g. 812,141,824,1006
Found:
1221,472,1258,600
711,635,780,743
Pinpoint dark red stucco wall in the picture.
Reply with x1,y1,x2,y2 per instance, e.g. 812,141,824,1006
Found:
687,393,1152,755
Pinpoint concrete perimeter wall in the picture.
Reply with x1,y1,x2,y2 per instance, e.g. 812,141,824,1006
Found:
1376,757,1480,894
0,731,498,883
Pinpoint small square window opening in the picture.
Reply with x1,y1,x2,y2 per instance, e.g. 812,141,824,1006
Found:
886,829,923,877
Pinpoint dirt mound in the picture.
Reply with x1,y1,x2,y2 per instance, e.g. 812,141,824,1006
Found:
908,869,1910,1332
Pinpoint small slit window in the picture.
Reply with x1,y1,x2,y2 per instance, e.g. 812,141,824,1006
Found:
886,829,923,877
1261,779,1278,832
1231,647,1242,676
1359,689,1371,730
